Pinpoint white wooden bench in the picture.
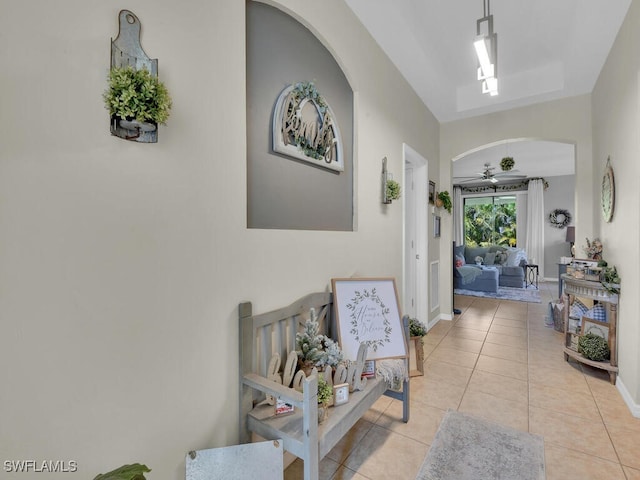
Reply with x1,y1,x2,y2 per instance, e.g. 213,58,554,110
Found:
239,292,410,480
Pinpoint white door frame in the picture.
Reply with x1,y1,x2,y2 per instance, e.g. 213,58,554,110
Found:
403,144,428,325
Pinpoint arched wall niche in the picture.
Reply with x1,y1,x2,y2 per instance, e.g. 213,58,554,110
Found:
246,1,355,231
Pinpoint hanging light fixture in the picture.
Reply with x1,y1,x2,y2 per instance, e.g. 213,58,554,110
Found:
474,0,498,96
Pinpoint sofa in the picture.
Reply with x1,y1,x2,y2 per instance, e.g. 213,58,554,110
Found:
454,244,528,293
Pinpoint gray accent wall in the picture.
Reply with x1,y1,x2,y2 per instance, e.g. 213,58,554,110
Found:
543,174,575,282
246,2,354,230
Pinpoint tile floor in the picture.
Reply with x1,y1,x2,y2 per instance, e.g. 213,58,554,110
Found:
285,281,640,479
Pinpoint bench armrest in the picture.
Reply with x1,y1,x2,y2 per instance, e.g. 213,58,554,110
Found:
243,373,316,409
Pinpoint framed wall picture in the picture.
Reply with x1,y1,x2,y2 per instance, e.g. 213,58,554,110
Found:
331,278,407,361
428,181,436,204
581,318,609,342
434,215,441,238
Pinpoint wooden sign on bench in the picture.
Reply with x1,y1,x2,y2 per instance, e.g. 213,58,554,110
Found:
331,277,408,362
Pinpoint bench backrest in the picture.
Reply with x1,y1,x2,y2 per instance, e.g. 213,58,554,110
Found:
240,292,333,383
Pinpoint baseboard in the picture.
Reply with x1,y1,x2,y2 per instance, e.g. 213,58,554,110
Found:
542,277,558,282
616,376,640,418
428,313,453,330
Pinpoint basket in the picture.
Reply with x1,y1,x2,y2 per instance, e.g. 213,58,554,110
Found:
552,301,565,332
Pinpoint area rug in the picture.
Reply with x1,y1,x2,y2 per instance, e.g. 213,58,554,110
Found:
416,410,545,480
454,286,541,303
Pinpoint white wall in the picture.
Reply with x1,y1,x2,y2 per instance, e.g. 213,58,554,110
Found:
592,0,640,410
439,95,593,315
0,1,439,478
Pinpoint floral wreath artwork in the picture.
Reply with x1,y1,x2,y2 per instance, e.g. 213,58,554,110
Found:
332,278,407,361
549,208,572,229
346,288,392,352
272,82,344,172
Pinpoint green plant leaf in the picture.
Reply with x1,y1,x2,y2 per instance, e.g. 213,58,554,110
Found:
104,66,172,125
93,463,151,480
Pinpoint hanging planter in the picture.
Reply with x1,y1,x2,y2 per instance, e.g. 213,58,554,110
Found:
500,156,515,171
436,191,452,213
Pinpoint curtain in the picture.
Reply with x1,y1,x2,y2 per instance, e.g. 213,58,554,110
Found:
453,186,463,246
525,179,545,277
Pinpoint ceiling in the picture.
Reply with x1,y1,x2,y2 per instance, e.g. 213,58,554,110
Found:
344,0,631,182
345,0,631,123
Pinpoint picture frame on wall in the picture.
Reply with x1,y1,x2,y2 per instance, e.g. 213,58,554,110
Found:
428,181,436,204
434,215,441,238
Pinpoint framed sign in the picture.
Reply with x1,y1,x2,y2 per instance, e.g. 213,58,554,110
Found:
428,181,436,204
331,278,407,361
581,318,609,342
272,82,344,172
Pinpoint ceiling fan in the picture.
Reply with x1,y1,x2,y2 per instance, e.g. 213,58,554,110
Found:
454,162,526,184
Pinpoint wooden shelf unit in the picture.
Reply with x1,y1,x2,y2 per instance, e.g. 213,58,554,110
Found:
562,274,619,384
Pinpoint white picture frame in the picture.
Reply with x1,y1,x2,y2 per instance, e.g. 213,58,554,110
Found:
333,383,350,406
331,278,407,362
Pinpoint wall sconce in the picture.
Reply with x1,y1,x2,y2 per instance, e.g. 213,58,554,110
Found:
382,157,400,204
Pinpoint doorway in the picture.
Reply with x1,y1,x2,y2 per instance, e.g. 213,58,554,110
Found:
403,144,428,325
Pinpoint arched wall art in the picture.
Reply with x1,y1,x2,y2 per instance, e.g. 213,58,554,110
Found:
272,81,344,172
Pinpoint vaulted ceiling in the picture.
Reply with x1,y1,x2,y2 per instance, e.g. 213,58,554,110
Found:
345,0,631,182
346,0,631,123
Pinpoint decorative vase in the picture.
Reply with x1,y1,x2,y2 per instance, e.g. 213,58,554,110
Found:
409,336,425,377
318,403,329,423
435,197,443,208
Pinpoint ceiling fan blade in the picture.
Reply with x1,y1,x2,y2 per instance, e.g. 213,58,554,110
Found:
456,177,484,184
494,169,522,176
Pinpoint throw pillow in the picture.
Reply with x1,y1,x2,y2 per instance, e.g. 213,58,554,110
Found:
505,248,526,267
570,299,589,319
455,259,463,268
455,254,466,266
585,303,607,322
494,250,507,265
484,252,497,265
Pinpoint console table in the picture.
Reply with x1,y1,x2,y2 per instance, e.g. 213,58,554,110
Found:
562,274,619,384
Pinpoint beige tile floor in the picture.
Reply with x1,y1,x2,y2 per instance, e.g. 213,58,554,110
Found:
285,281,640,479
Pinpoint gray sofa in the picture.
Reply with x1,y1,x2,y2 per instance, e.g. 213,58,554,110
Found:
454,244,527,292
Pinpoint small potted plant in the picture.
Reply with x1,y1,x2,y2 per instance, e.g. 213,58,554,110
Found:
296,309,344,375
436,190,452,213
103,66,172,136
317,376,333,423
500,157,515,171
408,318,427,377
409,318,427,339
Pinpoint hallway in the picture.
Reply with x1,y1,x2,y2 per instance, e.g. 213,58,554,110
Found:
286,281,640,479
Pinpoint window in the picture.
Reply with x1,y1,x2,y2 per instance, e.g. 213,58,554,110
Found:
464,195,516,247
